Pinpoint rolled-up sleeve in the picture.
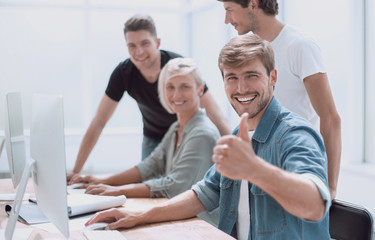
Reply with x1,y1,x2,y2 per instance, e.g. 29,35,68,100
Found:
302,173,331,216
136,141,167,181
192,165,221,212
280,126,331,218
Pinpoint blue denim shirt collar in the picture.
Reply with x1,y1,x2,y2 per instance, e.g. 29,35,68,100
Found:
252,96,280,143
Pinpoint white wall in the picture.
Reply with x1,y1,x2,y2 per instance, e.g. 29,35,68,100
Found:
0,0,188,172
1,0,375,217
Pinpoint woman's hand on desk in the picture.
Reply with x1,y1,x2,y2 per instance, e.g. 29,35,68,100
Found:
85,208,141,229
69,174,101,185
85,184,123,196
67,171,79,182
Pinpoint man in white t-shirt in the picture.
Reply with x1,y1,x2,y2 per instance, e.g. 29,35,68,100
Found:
218,0,341,200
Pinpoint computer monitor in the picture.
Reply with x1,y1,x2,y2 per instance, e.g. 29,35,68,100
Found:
4,92,27,188
30,94,69,236
4,94,69,240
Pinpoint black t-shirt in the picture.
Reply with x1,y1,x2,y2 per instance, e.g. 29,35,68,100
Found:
105,50,208,140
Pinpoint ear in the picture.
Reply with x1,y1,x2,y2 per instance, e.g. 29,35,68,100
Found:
270,69,277,87
198,84,205,97
156,38,161,49
249,0,258,9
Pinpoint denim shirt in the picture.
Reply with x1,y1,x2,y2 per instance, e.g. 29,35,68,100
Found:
192,97,331,240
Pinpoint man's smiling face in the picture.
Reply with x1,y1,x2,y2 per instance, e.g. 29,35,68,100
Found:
223,1,257,35
223,58,276,121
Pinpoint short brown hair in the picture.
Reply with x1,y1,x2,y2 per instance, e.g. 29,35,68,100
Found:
218,34,275,76
217,0,279,16
124,14,157,38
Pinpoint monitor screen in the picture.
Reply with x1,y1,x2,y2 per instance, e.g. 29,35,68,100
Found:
4,94,70,240
4,92,27,188
30,94,69,238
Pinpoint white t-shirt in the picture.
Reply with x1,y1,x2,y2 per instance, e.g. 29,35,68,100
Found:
271,24,326,130
236,131,254,240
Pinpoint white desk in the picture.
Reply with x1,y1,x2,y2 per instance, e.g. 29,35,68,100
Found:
0,178,234,240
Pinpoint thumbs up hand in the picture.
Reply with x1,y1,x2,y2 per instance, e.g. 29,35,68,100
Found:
212,113,259,181
237,112,252,142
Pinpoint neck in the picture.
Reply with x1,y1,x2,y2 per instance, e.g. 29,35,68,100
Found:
253,16,284,42
140,51,161,83
247,116,261,131
175,109,199,148
247,97,273,131
177,108,199,130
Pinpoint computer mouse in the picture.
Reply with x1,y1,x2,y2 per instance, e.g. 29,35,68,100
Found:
84,222,109,231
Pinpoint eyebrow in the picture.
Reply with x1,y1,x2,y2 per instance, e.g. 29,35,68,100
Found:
224,72,236,78
244,70,259,75
224,70,259,78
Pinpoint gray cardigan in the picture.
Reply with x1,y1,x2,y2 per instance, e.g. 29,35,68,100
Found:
136,109,219,198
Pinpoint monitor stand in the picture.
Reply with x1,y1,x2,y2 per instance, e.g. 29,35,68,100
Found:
0,138,5,157
0,138,31,202
3,158,35,240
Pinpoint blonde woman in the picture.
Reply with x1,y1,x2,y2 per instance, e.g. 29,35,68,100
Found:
74,58,219,199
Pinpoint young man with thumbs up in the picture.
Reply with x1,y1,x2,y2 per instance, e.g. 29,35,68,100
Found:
85,34,331,239
218,0,341,200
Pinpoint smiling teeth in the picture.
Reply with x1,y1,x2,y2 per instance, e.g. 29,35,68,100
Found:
237,96,256,102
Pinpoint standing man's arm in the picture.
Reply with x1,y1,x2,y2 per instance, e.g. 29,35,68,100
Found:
304,72,341,200
200,90,231,136
67,94,119,181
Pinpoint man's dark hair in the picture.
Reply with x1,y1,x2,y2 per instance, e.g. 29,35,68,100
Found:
124,14,157,38
217,0,279,16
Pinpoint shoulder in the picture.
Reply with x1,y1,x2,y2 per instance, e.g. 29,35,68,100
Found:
161,49,183,61
277,106,312,129
163,121,179,137
108,58,138,87
276,107,323,144
188,117,220,140
113,58,135,74
282,25,321,53
182,111,219,139
109,58,137,83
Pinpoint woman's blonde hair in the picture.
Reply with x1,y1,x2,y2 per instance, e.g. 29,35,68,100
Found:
158,58,203,114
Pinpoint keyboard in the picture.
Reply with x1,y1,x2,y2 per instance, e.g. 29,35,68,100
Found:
83,230,127,240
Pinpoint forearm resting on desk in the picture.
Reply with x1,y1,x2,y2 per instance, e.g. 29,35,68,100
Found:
70,167,142,186
85,183,151,197
86,190,206,229
142,190,205,223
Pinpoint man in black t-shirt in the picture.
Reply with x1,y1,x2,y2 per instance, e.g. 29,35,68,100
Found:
67,14,231,182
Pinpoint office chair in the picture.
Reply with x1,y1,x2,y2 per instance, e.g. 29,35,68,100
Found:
329,199,374,240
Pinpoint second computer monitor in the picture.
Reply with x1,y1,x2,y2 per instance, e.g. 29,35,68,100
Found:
30,94,69,238
4,92,27,188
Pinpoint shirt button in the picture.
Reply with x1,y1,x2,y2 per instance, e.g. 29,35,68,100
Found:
230,210,235,214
